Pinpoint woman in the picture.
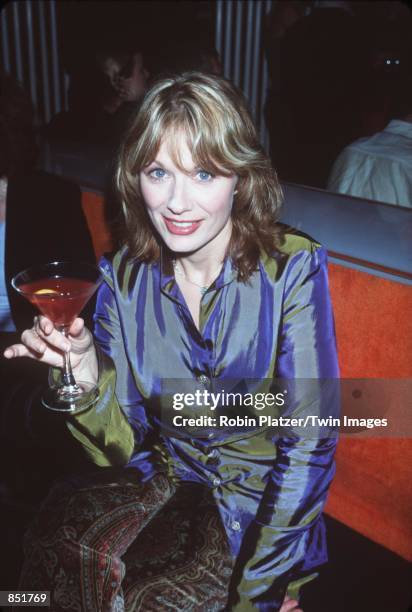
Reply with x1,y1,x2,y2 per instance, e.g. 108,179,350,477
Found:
5,73,339,611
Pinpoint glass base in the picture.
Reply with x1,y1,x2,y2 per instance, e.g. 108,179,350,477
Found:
42,381,99,414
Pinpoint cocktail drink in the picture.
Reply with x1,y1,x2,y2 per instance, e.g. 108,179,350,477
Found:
18,277,98,328
12,261,102,413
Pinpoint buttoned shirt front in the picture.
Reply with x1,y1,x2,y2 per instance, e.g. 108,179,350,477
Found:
67,230,339,611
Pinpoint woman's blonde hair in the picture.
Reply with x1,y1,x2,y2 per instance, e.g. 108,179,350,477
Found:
115,72,284,280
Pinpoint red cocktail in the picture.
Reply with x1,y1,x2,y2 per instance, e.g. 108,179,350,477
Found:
19,277,97,328
12,261,102,413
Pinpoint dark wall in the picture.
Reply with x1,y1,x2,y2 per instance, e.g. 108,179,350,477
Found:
57,0,216,76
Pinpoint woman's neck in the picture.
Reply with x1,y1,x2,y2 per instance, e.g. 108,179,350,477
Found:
174,221,231,285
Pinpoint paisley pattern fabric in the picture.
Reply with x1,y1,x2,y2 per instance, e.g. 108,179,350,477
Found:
123,485,233,611
20,470,233,611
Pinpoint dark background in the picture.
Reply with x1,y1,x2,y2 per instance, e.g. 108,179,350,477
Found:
57,0,216,75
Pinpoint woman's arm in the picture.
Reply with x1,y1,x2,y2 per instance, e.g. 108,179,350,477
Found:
230,246,339,611
4,257,148,467
63,258,152,466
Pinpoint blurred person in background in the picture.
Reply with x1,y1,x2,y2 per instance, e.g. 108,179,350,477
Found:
265,1,366,188
266,2,364,188
155,36,222,76
328,53,412,207
46,43,149,149
352,0,412,137
90,44,150,145
265,0,412,192
42,42,150,191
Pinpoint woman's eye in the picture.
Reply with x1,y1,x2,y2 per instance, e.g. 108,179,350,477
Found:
149,168,167,180
196,170,213,182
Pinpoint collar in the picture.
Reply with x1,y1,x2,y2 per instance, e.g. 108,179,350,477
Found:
384,120,412,139
158,249,238,300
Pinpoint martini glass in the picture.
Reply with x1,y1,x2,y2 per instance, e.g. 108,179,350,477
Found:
12,261,102,413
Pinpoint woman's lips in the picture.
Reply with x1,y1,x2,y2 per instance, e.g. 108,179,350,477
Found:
163,217,202,235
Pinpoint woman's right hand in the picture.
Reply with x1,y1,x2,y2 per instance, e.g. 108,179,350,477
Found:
280,595,303,612
3,316,98,383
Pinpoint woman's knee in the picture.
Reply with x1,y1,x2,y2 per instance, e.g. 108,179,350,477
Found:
24,471,175,560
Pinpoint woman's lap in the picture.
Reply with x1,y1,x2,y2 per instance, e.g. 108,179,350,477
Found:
122,484,233,611
19,468,233,611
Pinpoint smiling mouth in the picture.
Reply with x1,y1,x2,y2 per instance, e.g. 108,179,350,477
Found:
163,217,202,235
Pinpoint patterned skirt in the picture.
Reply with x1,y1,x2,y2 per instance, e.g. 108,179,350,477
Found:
19,468,233,611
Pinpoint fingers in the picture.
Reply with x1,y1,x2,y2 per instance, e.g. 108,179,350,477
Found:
20,323,66,366
36,315,84,335
4,343,33,360
3,339,63,368
22,327,49,354
3,316,92,367
280,597,302,612
35,315,53,336
67,317,85,338
35,316,90,350
67,319,94,355
34,317,70,352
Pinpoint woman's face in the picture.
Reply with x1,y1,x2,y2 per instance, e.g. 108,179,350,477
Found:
139,134,238,257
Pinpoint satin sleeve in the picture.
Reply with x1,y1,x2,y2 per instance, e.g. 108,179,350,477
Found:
63,257,149,466
230,246,339,611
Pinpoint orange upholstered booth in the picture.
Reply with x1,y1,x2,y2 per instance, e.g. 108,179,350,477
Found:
326,264,412,561
81,190,114,260
81,189,412,562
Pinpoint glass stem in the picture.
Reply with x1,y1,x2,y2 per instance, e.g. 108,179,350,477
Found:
60,327,79,389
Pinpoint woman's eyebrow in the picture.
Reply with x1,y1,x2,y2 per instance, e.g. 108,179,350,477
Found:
144,158,199,173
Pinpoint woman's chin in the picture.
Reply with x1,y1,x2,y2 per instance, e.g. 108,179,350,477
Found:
161,234,203,255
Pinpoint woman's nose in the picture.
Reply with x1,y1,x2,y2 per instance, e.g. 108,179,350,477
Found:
167,178,192,214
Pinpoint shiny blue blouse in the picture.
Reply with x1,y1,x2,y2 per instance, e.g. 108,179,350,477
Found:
69,231,339,611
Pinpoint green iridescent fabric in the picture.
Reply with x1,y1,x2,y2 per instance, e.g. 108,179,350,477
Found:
62,231,339,610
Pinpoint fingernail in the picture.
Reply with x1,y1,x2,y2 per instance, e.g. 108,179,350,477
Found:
4,349,12,358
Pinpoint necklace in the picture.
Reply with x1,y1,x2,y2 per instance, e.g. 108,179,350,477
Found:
172,260,222,296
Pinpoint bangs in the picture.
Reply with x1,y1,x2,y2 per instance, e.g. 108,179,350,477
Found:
130,102,239,178
164,119,234,177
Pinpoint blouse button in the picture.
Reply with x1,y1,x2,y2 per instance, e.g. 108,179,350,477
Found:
206,456,219,466
206,449,220,465
231,521,241,531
